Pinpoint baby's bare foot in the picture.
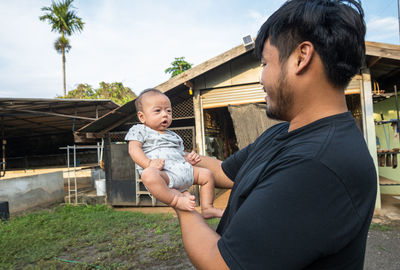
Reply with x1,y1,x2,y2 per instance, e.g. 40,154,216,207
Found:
170,194,196,211
182,191,196,201
202,207,224,219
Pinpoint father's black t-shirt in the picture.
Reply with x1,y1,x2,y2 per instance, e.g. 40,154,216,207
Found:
217,112,377,270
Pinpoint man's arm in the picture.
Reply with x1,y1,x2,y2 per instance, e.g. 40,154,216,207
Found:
195,155,233,189
176,209,229,270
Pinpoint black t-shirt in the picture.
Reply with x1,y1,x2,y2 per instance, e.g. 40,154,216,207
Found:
217,112,377,270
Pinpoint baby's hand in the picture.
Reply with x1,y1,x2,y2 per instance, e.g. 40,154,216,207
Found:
186,151,201,165
148,159,164,170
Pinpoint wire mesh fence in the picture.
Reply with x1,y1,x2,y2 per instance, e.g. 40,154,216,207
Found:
109,126,195,152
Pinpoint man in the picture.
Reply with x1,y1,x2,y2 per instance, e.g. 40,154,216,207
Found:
173,0,377,269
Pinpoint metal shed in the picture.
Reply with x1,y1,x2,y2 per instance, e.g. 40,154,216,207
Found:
0,98,118,170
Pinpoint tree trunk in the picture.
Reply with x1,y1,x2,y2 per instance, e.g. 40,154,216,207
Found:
62,47,66,96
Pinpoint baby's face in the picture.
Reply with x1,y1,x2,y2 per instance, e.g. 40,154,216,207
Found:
138,93,172,133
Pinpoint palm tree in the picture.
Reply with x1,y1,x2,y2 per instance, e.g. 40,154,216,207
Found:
165,57,193,78
40,0,84,96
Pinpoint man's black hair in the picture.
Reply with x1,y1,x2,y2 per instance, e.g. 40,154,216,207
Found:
255,0,365,89
134,88,165,111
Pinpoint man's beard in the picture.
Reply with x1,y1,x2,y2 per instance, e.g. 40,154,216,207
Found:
265,69,293,122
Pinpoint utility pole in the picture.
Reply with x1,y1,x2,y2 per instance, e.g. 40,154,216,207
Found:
398,0,400,43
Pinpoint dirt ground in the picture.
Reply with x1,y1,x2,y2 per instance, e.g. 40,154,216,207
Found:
365,220,400,270
3,168,400,269
118,191,400,269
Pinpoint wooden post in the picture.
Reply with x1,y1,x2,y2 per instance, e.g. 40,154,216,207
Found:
193,89,204,155
360,68,381,209
192,88,204,205
104,133,112,204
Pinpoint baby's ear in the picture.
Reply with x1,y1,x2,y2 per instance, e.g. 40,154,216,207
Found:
137,111,145,123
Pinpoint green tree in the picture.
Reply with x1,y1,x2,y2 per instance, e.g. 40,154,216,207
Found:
96,82,136,105
58,82,136,105
40,0,84,96
165,57,193,78
60,83,96,99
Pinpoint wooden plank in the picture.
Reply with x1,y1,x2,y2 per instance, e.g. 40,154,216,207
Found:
367,56,382,68
360,68,381,208
366,41,400,61
380,176,400,186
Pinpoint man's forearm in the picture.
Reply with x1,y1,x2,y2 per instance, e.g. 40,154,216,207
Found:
196,155,234,189
176,209,228,270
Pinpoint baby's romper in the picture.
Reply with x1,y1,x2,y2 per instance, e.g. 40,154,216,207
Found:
125,124,194,192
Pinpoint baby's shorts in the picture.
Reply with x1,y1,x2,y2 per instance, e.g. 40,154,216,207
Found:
165,161,194,192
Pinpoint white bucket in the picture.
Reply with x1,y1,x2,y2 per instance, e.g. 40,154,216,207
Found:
95,179,106,196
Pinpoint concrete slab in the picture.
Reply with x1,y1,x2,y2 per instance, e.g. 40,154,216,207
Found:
0,171,64,213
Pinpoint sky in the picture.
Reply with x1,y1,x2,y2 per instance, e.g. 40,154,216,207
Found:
0,0,399,98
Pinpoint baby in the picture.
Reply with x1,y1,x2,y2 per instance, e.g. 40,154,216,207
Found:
125,88,223,219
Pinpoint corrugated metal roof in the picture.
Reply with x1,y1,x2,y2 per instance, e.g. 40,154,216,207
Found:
0,98,119,139
77,99,136,136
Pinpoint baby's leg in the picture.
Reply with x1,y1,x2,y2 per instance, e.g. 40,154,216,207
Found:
141,167,195,211
193,167,224,219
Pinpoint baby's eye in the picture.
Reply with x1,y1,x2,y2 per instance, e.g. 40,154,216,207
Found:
261,62,266,67
166,109,172,113
155,109,161,113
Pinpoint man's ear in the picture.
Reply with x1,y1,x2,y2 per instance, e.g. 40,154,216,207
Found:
294,41,314,75
137,111,145,124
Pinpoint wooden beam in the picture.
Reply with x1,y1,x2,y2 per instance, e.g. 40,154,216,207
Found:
193,89,204,155
367,56,382,68
366,41,400,61
360,68,381,209
74,132,101,143
4,108,96,121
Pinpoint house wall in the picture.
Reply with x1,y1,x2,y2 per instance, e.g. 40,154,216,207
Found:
194,52,260,90
373,95,400,185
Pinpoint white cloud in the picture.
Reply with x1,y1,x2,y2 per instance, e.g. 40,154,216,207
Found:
366,16,399,44
0,1,398,99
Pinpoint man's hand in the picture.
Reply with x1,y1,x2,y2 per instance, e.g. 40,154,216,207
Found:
148,159,164,170
185,151,201,166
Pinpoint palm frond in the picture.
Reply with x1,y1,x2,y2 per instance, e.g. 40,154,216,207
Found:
54,36,71,54
39,0,84,36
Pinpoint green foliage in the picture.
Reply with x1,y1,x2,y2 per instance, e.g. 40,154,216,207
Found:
60,83,96,99
58,82,136,105
0,205,197,269
39,0,84,37
97,82,136,105
165,57,193,78
54,35,71,54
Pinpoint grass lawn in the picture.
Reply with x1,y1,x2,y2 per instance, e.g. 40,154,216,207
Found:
0,205,220,270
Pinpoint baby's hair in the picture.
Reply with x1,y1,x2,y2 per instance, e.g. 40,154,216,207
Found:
134,88,165,111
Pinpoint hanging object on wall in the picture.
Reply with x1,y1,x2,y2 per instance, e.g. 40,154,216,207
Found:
386,150,392,167
392,149,398,169
377,150,385,167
